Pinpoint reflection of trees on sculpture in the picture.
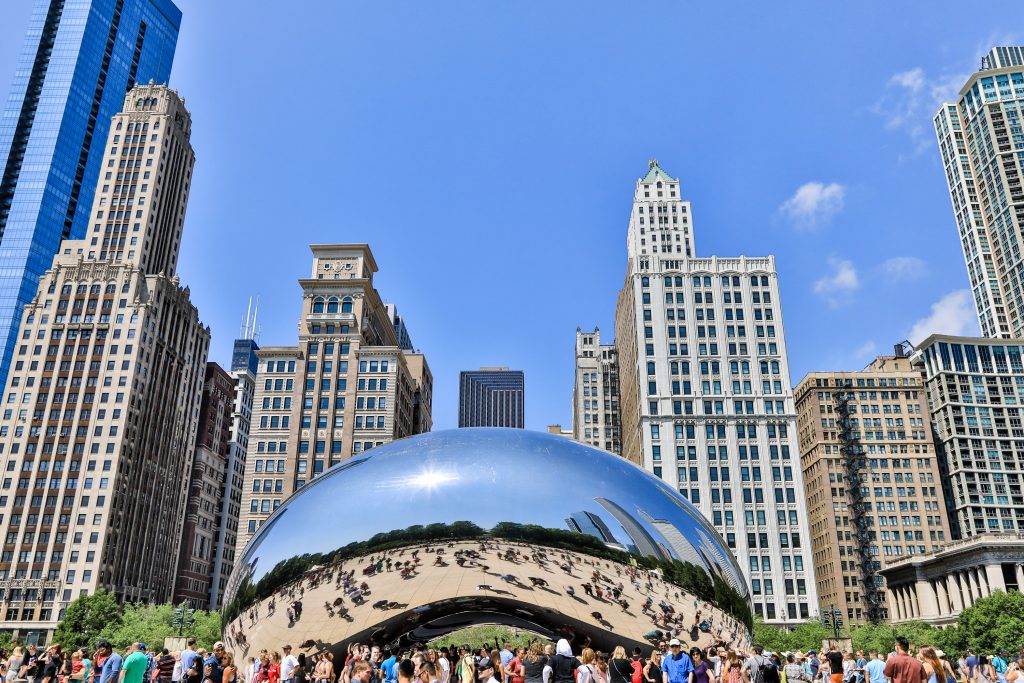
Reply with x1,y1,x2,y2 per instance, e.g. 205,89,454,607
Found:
223,520,751,630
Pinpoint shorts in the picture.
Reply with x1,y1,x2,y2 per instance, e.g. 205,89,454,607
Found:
831,674,844,683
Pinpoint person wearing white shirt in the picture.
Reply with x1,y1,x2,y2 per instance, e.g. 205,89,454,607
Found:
281,647,299,683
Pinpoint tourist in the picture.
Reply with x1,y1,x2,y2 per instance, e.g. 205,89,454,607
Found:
786,655,809,683
457,647,476,683
595,653,610,683
692,649,714,683
119,644,147,683
522,643,547,683
398,660,415,683
223,655,238,683
267,653,282,683
993,654,1010,683
823,648,844,683
843,653,856,683
282,647,298,683
548,641,578,683
421,662,440,683
744,647,775,683
722,653,744,683
644,652,662,683
508,649,525,683
351,662,373,683
578,650,598,683
382,652,399,683
609,647,633,683
883,638,924,683
629,649,645,683
865,652,886,683
478,661,499,683
500,647,515,683
662,640,693,683
918,648,946,683
96,642,123,683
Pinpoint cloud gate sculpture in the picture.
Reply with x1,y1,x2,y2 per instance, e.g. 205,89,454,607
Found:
222,429,752,655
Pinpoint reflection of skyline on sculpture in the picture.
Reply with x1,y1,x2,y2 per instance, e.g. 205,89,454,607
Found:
223,429,751,656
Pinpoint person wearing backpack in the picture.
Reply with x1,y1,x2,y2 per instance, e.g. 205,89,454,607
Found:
628,650,645,683
743,646,776,683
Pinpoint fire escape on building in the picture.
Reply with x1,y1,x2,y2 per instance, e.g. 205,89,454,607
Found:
834,383,885,623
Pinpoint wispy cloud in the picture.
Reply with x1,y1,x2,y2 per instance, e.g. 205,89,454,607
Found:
881,256,928,281
907,289,979,344
779,182,846,229
874,66,967,154
814,258,859,308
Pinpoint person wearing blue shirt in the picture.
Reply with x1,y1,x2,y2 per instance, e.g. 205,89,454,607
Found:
993,652,1009,683
864,651,887,683
96,641,123,683
381,651,398,683
180,639,200,683
662,640,694,683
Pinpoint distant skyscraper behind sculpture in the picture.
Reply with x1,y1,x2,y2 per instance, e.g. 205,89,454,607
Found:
458,367,525,428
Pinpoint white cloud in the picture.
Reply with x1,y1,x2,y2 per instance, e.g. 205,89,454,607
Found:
814,258,859,308
874,66,968,154
908,290,979,344
881,256,928,281
779,182,846,228
853,340,878,360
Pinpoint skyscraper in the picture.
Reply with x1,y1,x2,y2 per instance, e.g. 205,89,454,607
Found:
934,46,1024,338
0,0,181,388
613,160,817,624
573,328,621,452
207,329,259,609
235,244,432,549
912,335,1024,537
0,84,208,641
174,362,233,609
794,353,950,624
458,368,525,428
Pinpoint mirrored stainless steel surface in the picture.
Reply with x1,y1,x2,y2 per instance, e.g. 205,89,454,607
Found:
223,429,752,654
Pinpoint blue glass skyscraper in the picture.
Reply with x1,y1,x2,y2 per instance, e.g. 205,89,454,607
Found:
0,0,181,385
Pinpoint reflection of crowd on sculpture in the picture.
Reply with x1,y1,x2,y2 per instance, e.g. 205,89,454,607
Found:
224,539,749,658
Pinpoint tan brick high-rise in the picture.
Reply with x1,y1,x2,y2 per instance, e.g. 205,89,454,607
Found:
0,84,209,641
235,245,431,550
795,354,950,624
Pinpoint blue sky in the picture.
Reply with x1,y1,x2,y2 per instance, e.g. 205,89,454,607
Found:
1,1,1023,430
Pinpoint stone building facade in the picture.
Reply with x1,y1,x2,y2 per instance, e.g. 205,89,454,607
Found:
795,355,951,624
573,328,621,453
235,245,432,550
613,161,817,625
0,85,209,640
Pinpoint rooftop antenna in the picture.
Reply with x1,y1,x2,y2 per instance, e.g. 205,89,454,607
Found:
239,296,261,341
252,296,260,342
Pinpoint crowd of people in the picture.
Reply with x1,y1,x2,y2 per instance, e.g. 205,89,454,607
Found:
232,637,1019,683
0,633,1016,683
0,638,239,683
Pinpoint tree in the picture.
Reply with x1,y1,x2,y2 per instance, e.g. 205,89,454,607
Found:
849,622,938,654
934,590,1024,655
53,590,122,651
99,602,222,651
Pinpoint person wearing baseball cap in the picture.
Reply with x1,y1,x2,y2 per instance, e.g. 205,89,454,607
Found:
662,640,693,683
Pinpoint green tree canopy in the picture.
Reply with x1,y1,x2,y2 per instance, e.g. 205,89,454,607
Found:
99,602,222,652
934,590,1024,655
53,590,122,651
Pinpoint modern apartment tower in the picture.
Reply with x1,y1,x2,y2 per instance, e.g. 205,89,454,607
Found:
912,335,1024,537
794,354,950,624
235,245,432,550
458,368,525,428
934,46,1024,338
0,0,181,388
0,84,208,641
173,363,233,609
573,328,621,453
613,160,817,624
